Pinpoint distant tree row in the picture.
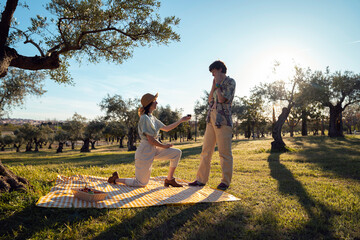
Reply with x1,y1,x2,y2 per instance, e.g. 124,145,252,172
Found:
1,66,359,154
0,97,192,153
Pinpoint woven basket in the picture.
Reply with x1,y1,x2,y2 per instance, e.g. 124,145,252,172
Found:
72,188,108,202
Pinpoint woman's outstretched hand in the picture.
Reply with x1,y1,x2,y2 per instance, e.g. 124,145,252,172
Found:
180,115,192,122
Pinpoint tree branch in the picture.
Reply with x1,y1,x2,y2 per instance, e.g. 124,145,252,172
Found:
343,99,360,110
7,46,60,70
0,0,19,48
12,27,45,57
23,39,44,57
46,44,63,56
78,27,139,43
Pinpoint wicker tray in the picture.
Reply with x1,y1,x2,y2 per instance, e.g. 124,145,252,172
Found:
72,188,108,202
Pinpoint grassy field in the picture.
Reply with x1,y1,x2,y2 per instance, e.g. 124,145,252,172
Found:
1,135,360,240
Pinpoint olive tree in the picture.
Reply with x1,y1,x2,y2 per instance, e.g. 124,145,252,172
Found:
62,113,86,149
80,118,106,152
0,0,180,192
100,95,139,151
308,69,360,137
255,66,309,152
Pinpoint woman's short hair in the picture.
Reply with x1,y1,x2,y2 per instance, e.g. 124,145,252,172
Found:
209,60,227,74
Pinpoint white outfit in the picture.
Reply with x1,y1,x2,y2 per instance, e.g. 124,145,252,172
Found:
124,114,182,187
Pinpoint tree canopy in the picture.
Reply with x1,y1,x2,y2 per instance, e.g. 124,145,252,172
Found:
0,68,45,117
1,0,180,81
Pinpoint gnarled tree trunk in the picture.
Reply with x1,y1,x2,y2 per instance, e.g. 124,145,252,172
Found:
271,107,291,152
80,138,91,152
56,142,64,153
301,110,308,136
25,142,32,152
91,140,96,149
0,160,32,192
119,136,124,148
127,127,137,151
329,104,344,137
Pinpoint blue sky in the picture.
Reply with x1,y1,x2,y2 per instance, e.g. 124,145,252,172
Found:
7,0,360,120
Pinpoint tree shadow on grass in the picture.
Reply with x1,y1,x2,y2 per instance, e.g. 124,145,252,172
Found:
0,204,108,240
179,145,203,159
94,203,245,240
268,153,338,239
140,203,215,240
92,203,229,240
291,136,360,181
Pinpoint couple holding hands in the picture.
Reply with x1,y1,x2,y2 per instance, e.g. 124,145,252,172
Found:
108,60,236,191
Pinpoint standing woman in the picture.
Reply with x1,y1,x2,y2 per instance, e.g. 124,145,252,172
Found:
108,93,191,187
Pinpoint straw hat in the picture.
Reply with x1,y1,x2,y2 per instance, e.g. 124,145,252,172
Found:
141,93,158,107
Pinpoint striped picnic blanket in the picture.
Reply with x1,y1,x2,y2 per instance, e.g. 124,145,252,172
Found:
36,175,240,208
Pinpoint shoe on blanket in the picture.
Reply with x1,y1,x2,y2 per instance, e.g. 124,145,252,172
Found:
188,180,205,187
164,178,183,187
108,172,119,184
216,182,229,191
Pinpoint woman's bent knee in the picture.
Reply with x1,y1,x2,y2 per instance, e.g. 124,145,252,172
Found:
169,149,181,168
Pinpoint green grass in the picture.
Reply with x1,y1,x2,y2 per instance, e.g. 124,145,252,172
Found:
1,136,360,239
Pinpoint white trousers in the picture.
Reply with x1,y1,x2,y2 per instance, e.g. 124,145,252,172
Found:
124,140,182,187
196,110,233,186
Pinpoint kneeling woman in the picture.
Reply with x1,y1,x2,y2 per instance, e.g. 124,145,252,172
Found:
108,93,191,187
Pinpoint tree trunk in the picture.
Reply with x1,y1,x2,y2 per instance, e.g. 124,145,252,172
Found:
301,110,308,136
251,122,255,139
271,107,291,152
15,143,20,152
245,123,251,139
289,125,294,137
80,139,91,152
56,142,63,153
321,117,325,136
0,160,31,192
91,141,96,149
347,124,352,134
119,136,124,148
329,104,344,137
25,142,32,152
34,142,39,152
313,121,319,135
127,127,137,151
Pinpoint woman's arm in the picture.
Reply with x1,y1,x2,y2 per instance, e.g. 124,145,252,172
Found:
160,115,191,132
146,134,173,148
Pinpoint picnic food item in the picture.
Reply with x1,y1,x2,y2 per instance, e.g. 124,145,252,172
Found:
78,186,103,194
72,186,108,202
